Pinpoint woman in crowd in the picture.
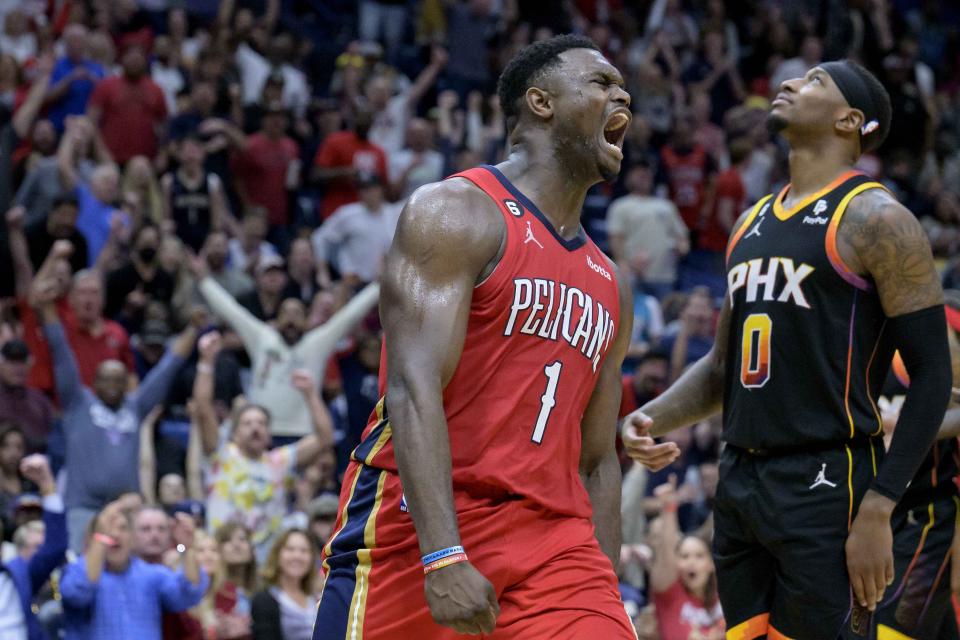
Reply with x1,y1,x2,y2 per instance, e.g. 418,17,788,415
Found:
649,474,725,640
194,523,258,640
251,528,321,640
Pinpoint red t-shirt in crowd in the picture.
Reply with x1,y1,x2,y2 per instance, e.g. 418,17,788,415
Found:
230,133,299,227
653,580,725,640
19,297,135,395
314,131,387,219
88,74,168,163
660,143,716,231
699,167,746,253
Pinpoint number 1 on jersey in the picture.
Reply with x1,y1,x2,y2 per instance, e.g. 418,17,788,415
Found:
531,361,563,444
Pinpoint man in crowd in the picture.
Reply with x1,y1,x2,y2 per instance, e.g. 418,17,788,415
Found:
312,175,402,287
34,271,196,551
45,24,104,134
87,43,168,164
21,198,89,275
608,161,689,299
192,333,334,558
61,500,206,640
197,259,378,437
0,339,53,454
4,454,68,640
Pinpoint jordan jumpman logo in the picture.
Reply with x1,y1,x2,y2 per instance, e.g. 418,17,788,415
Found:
524,220,544,248
809,463,837,489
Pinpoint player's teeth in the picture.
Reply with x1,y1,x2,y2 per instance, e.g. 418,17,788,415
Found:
605,113,629,131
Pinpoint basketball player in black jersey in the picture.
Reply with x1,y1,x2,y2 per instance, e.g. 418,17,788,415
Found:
623,59,952,639
874,292,960,640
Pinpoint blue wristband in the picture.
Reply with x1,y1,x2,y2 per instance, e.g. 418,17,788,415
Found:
421,546,465,566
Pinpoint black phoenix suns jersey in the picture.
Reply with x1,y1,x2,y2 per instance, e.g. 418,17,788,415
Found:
723,171,897,452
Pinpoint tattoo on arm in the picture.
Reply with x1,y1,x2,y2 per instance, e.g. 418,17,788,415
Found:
840,189,943,317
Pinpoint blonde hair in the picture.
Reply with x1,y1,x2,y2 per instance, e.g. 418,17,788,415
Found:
121,156,163,224
260,528,319,594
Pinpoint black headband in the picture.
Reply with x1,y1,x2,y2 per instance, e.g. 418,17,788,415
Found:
819,60,881,139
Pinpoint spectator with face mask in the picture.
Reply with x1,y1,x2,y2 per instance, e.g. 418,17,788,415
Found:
104,224,176,334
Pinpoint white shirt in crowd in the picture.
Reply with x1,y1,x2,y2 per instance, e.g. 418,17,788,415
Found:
388,149,444,201
368,94,408,155
198,279,380,437
311,201,403,284
607,193,689,285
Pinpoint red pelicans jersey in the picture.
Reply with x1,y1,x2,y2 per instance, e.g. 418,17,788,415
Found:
353,165,621,520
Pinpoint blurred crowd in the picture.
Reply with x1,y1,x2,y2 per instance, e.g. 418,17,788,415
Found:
0,0,957,638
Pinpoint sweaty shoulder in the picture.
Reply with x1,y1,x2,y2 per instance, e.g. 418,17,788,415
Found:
393,178,506,282
838,187,943,316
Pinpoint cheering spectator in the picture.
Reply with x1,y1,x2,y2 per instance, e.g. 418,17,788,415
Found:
35,276,196,551
191,332,336,557
237,257,289,322
45,24,105,134
161,135,234,253
285,239,318,305
104,224,176,333
364,45,448,155
227,209,279,277
608,162,689,298
132,507,172,565
3,455,68,640
0,339,53,454
87,43,168,164
620,349,670,418
0,425,27,515
61,500,207,640
313,108,387,219
663,288,715,380
120,156,164,226
251,529,320,640
659,112,717,235
56,117,123,268
21,197,90,275
229,102,299,244
195,523,258,640
306,494,339,549
151,35,187,115
196,271,377,437
649,475,724,640
389,118,444,202
312,175,401,287
195,231,253,300
699,136,751,262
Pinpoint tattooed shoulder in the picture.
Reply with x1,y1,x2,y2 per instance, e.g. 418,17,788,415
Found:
838,187,943,317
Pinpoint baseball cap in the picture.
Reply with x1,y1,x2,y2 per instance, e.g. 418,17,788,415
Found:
0,339,29,362
308,493,340,520
355,172,382,189
256,254,286,276
10,494,42,516
139,320,170,348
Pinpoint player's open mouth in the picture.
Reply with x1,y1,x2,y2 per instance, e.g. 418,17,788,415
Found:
602,110,631,160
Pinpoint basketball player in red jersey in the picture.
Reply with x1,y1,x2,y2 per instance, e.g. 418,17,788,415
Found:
623,60,952,639
314,35,637,639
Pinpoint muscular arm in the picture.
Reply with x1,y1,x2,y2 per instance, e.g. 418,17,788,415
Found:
382,180,503,557
579,265,633,568
839,189,950,505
